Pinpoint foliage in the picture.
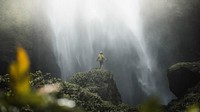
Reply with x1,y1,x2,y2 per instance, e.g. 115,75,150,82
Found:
0,47,136,112
0,47,82,112
169,62,200,72
55,69,136,112
1,47,200,112
187,104,200,112
69,69,122,105
167,92,200,112
9,47,30,95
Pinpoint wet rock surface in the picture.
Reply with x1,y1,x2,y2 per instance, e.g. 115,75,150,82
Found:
68,69,122,105
166,61,200,112
167,62,200,98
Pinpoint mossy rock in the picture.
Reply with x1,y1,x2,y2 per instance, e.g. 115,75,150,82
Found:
58,82,137,112
166,61,200,112
169,62,200,73
68,69,122,105
167,61,200,98
0,71,137,112
167,90,200,111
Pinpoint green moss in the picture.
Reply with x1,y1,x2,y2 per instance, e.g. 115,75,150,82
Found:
0,71,83,112
167,93,200,112
68,69,122,105
59,81,135,112
0,70,137,112
169,62,200,72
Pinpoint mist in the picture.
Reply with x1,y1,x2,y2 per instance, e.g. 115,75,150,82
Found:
1,0,200,105
40,0,174,105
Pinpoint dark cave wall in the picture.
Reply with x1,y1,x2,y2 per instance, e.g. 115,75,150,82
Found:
0,0,60,76
142,0,200,66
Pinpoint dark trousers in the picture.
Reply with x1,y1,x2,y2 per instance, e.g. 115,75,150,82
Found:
99,61,104,69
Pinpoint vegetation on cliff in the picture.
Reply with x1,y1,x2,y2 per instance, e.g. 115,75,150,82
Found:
0,70,138,112
1,47,200,112
0,47,136,112
69,69,122,105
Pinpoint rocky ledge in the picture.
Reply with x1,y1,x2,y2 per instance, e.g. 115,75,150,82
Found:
68,69,122,105
0,69,137,112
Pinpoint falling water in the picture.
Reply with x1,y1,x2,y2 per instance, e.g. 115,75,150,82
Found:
41,0,172,104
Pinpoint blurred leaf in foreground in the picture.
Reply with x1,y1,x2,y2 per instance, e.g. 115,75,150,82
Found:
187,104,200,112
139,97,163,112
8,46,45,106
4,46,82,112
9,46,30,95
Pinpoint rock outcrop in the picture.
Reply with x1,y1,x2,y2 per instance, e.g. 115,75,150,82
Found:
166,61,200,112
167,62,200,98
68,69,122,105
32,70,136,112
0,70,137,112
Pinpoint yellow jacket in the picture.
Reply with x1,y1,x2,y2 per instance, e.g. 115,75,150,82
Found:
97,54,105,62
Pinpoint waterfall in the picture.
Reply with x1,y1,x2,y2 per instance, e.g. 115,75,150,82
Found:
42,0,172,104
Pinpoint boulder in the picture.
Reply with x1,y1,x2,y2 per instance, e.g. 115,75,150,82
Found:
68,69,122,105
167,62,200,98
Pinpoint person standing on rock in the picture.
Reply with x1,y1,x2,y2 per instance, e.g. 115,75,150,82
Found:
96,51,106,69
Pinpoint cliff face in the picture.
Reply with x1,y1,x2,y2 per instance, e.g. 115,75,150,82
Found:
68,69,122,105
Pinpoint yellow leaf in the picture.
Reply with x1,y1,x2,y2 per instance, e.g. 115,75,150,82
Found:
17,47,30,75
15,77,30,95
9,46,30,95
